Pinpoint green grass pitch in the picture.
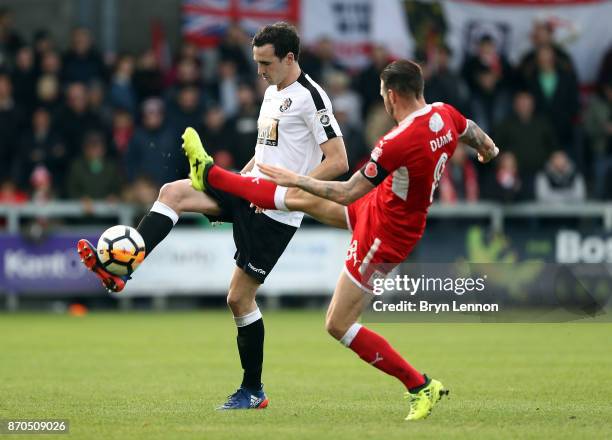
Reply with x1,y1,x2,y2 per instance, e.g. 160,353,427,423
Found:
1,311,611,439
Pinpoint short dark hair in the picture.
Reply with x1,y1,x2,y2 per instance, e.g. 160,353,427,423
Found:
252,22,300,61
380,60,424,99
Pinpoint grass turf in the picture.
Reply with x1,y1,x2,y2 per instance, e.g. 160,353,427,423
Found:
0,311,611,439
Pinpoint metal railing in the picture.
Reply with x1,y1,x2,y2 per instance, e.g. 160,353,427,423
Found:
1,201,612,233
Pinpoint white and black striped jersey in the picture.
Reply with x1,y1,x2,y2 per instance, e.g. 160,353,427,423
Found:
249,71,342,227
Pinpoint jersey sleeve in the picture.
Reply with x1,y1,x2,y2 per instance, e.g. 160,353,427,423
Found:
444,103,468,137
302,90,343,145
359,136,403,186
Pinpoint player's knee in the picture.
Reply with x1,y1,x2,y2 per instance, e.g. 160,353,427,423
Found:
158,181,185,212
226,290,250,315
325,315,347,340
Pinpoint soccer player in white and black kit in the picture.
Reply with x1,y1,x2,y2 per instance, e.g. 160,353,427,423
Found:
77,23,348,409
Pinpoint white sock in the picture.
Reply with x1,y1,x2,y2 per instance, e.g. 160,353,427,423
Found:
234,307,263,327
151,201,179,225
273,186,289,211
340,323,362,347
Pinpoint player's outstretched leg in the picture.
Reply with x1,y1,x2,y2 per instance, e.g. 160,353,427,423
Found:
78,180,218,292
77,239,128,292
326,272,448,420
181,126,281,210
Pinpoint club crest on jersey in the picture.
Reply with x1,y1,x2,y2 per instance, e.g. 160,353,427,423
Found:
364,162,378,178
279,97,292,112
429,112,444,133
317,109,331,127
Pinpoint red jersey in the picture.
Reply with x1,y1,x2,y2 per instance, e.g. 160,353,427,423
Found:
360,102,467,245
344,102,467,291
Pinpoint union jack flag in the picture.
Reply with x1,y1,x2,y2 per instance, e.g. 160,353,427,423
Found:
182,0,299,46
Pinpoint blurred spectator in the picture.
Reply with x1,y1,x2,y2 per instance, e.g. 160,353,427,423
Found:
597,45,612,88
353,44,390,118
133,50,164,102
481,152,523,203
62,27,106,84
16,107,66,191
123,174,158,207
226,83,258,169
216,60,240,117
0,177,27,204
167,85,204,138
333,101,369,178
126,98,181,185
0,8,24,65
462,35,512,132
30,164,54,202
439,144,479,203
109,54,137,114
199,106,234,169
40,50,62,76
218,23,253,76
518,20,577,80
66,131,122,200
32,29,55,74
326,70,361,128
535,151,586,203
88,80,113,127
0,72,25,179
300,37,344,84
424,44,469,114
494,90,557,183
35,74,61,112
584,78,612,199
364,103,394,147
12,46,36,114
111,108,134,157
524,45,579,149
56,82,106,157
462,35,514,91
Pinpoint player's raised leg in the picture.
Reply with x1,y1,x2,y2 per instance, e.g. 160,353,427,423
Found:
78,179,221,292
326,271,448,420
217,267,269,410
181,127,282,210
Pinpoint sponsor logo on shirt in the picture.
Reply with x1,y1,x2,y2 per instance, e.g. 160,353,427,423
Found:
257,117,279,146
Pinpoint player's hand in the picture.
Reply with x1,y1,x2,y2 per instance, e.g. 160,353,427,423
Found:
250,203,266,213
478,145,499,163
258,163,300,187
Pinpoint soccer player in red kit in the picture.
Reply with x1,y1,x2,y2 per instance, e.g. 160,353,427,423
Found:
182,59,499,419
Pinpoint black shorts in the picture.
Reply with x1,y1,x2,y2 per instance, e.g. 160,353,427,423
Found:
204,186,297,283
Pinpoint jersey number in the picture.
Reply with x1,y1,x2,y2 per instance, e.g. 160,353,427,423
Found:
430,153,448,203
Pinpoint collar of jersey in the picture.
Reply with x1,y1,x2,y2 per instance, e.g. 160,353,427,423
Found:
398,104,432,127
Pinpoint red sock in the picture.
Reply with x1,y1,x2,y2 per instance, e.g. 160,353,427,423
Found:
344,324,425,390
207,165,278,210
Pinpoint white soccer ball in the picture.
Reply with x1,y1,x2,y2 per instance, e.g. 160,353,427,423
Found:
97,225,146,276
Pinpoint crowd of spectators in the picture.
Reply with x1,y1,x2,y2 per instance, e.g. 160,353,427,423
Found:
0,8,611,210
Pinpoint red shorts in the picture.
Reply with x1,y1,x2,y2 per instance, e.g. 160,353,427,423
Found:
344,192,420,292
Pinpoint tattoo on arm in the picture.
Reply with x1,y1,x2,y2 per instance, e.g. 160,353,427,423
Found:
461,119,495,154
462,120,487,148
295,172,363,206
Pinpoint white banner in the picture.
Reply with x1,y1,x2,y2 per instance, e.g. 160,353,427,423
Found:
442,0,612,83
300,0,413,69
123,229,350,296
